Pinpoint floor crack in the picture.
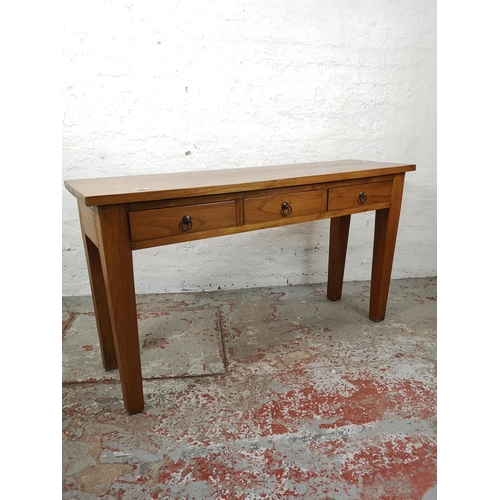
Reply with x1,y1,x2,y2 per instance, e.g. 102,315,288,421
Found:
217,307,229,371
62,311,77,341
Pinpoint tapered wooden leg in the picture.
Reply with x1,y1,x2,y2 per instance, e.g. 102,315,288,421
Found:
369,173,405,322
95,205,144,415
81,233,118,371
327,215,351,301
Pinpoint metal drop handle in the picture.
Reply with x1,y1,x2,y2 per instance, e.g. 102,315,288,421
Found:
358,191,367,205
179,215,193,231
281,202,292,217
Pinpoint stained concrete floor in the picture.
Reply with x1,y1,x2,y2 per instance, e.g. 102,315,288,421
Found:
62,277,437,500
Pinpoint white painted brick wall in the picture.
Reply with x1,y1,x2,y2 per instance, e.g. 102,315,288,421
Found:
62,0,436,296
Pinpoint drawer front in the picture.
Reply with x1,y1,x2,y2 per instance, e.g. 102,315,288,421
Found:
129,201,236,241
327,180,392,212
244,189,323,225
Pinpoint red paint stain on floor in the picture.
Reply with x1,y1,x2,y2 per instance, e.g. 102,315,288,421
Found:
249,375,435,434
340,436,437,500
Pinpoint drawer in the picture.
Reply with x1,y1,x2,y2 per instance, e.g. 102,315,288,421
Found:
244,189,323,225
129,201,236,241
327,180,392,212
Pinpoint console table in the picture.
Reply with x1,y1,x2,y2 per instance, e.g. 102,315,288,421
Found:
65,159,416,414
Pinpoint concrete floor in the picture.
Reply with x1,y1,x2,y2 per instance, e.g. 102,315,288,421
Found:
62,277,437,500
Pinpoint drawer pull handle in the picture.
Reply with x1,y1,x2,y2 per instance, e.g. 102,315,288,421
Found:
358,191,367,205
281,202,292,217
179,215,193,231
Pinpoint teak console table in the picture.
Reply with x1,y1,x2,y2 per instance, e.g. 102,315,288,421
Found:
65,159,416,414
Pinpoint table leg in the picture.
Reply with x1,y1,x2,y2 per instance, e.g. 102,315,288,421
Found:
95,205,144,414
327,214,351,301
80,232,118,371
369,173,406,322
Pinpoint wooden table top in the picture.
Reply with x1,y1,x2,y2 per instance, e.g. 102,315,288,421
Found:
64,159,416,207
